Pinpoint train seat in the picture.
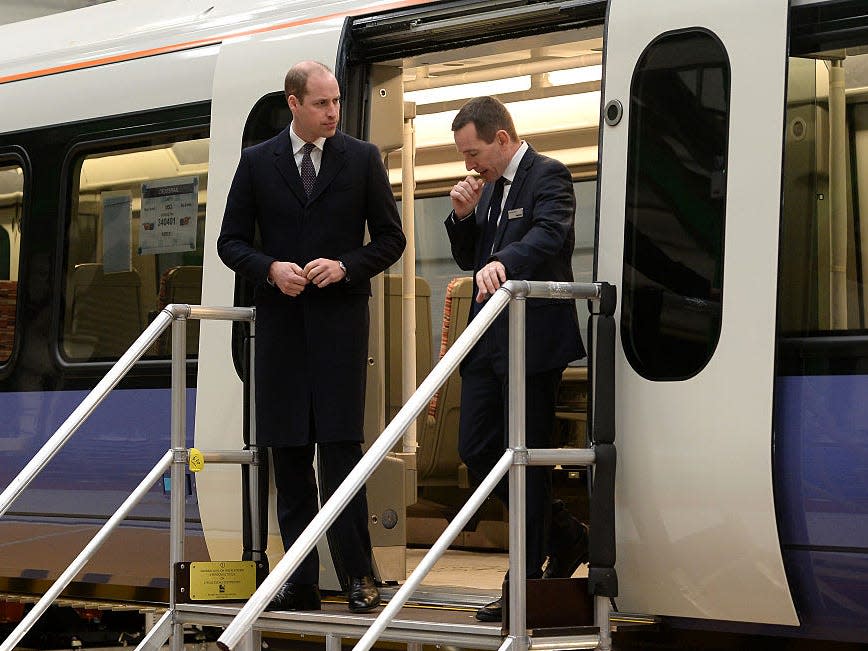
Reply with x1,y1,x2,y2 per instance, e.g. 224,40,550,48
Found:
418,275,473,486
0,279,16,360
384,274,433,434
67,263,145,360
155,265,203,355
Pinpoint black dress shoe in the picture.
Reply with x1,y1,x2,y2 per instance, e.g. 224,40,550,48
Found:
347,575,381,613
543,519,589,579
265,582,321,611
475,596,502,622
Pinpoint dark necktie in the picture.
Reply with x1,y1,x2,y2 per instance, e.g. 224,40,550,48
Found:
471,178,505,318
479,177,505,261
300,142,316,197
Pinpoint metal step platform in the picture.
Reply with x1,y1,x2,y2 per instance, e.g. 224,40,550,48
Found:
170,599,602,651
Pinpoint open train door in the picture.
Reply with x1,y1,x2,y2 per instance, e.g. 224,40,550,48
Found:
196,14,405,592
596,0,799,625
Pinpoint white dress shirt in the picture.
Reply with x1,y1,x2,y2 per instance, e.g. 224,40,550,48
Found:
289,125,326,175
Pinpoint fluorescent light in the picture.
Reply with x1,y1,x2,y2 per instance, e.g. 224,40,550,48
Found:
411,91,600,148
406,76,530,105
507,93,600,134
547,65,603,86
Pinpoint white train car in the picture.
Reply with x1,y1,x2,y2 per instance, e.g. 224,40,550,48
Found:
0,0,866,644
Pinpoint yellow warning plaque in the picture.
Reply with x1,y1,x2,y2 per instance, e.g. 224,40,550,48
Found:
188,447,205,472
189,561,257,601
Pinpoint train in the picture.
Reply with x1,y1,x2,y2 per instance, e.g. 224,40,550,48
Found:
0,0,866,645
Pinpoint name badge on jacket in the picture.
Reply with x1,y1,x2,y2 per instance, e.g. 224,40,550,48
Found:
507,208,524,220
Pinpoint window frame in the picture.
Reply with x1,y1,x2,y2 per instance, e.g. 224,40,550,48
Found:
0,147,30,373
777,5,868,374
56,120,209,371
620,26,732,382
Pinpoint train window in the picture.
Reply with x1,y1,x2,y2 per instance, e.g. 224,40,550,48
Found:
0,162,24,364
621,30,730,381
780,50,868,336
63,135,208,362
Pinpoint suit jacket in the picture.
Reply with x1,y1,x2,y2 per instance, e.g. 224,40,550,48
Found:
445,145,584,375
218,127,405,446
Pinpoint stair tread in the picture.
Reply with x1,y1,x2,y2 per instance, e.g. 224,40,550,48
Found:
175,601,601,649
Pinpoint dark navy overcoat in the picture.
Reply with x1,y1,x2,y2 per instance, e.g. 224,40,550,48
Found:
218,127,405,446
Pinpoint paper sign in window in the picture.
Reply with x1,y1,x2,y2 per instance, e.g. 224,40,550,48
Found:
139,177,198,255
102,191,132,274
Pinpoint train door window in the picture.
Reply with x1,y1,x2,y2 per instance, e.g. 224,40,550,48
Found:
0,162,24,364
780,44,868,338
621,30,730,381
63,134,208,362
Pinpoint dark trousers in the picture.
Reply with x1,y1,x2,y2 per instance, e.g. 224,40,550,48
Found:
271,441,373,585
458,333,563,579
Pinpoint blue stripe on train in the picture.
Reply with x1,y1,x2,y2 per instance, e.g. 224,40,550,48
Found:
0,388,200,523
774,375,868,640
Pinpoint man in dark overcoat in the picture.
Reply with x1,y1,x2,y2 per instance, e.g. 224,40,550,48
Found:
217,61,405,613
445,96,588,621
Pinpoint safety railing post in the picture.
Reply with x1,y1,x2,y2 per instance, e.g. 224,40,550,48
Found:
241,317,266,563
248,320,266,561
0,304,256,651
0,310,175,518
588,282,618,651
169,313,187,651
507,289,528,651
217,283,608,650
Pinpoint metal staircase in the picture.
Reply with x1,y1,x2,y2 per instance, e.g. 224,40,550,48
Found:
0,279,619,651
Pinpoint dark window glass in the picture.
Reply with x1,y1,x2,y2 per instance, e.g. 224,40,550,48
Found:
622,30,730,380
0,162,24,364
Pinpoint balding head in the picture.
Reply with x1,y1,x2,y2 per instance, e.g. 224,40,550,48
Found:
284,61,334,103
285,61,340,142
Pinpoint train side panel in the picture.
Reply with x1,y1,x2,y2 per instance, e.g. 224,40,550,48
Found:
598,0,798,625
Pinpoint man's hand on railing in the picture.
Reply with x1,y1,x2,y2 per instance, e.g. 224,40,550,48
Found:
475,260,507,302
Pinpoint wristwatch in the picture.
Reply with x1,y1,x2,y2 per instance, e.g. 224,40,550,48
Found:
338,260,349,281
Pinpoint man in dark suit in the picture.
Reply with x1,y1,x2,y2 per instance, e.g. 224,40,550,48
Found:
217,61,405,613
445,96,588,622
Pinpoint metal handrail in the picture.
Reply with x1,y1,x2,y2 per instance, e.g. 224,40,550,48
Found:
357,448,600,651
217,280,606,651
0,287,610,651
0,308,172,519
356,449,514,651
0,304,255,651
0,451,175,651
0,304,254,518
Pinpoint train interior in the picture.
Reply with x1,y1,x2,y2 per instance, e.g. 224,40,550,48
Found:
780,48,868,336
63,135,209,361
0,164,22,363
375,26,604,548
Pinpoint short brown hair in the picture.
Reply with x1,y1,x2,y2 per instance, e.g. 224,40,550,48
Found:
451,96,519,143
284,61,333,102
